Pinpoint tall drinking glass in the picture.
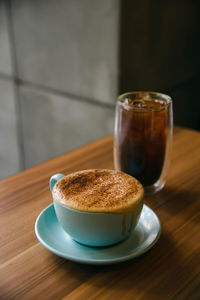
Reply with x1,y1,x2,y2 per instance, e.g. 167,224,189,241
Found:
114,91,173,194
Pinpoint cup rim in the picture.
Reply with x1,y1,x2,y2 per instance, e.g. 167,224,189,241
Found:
117,91,172,106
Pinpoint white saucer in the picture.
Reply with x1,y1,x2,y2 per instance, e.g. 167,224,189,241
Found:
35,204,161,265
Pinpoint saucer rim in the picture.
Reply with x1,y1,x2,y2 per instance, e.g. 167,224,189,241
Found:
35,204,161,265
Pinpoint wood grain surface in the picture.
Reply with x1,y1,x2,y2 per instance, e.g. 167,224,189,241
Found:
0,127,200,299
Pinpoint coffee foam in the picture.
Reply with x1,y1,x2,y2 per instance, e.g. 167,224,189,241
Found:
53,169,144,213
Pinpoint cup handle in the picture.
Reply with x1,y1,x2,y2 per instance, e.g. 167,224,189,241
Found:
49,173,64,193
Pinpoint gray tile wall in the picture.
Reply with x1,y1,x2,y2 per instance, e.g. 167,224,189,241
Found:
20,86,114,168
11,0,119,104
0,79,20,178
0,0,119,179
0,1,12,75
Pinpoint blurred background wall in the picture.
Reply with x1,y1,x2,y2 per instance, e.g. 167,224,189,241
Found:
0,0,199,179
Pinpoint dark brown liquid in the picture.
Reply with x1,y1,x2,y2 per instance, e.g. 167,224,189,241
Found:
117,98,167,186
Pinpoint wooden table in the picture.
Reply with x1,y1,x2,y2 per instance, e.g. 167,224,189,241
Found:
0,127,200,299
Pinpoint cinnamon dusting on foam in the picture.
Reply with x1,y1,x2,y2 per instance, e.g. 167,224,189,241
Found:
53,169,144,213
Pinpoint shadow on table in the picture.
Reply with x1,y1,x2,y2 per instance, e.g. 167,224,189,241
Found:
48,227,197,298
156,186,200,220
145,184,200,212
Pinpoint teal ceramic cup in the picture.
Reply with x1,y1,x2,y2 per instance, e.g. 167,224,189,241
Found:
50,173,143,247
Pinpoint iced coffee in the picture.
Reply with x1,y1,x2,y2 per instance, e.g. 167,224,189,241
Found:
114,92,173,194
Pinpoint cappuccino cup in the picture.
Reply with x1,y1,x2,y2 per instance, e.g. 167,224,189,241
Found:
50,169,144,247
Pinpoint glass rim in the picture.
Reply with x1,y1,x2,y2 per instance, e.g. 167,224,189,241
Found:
117,91,172,106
